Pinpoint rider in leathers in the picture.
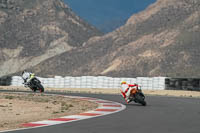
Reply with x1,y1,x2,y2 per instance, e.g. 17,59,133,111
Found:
120,81,139,103
21,71,35,87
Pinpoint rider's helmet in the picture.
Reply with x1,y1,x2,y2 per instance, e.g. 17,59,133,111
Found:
121,81,127,85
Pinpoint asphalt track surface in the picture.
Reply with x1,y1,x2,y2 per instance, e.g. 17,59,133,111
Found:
1,91,200,133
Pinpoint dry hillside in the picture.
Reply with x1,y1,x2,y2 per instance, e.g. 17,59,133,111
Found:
31,0,200,78
0,0,101,77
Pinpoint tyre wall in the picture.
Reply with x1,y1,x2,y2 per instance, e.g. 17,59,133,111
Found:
0,76,12,86
165,78,200,91
2,76,200,91
0,76,166,90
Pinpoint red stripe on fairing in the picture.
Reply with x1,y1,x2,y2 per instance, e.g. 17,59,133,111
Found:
22,123,47,127
103,105,122,107
79,113,101,116
95,109,118,112
129,84,138,87
48,118,77,121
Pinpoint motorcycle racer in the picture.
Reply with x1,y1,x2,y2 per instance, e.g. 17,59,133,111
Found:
21,70,35,86
21,70,44,92
120,81,139,103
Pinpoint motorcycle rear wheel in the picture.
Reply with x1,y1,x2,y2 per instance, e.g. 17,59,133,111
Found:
140,100,146,106
135,93,147,106
36,83,44,92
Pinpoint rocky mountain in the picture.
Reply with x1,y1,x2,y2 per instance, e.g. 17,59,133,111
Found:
31,0,200,78
0,0,101,77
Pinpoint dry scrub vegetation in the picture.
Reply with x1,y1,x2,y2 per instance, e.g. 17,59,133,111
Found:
0,92,97,131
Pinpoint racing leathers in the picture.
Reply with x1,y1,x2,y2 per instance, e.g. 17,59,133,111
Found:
22,72,35,86
120,83,139,103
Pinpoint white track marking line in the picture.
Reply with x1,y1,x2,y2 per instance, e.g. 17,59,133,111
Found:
31,120,66,125
61,115,90,119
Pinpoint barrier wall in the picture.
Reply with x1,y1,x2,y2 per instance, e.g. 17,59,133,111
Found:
0,76,12,86
1,76,166,90
2,76,200,91
165,78,200,91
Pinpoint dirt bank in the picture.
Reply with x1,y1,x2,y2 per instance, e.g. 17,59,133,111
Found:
0,92,97,131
